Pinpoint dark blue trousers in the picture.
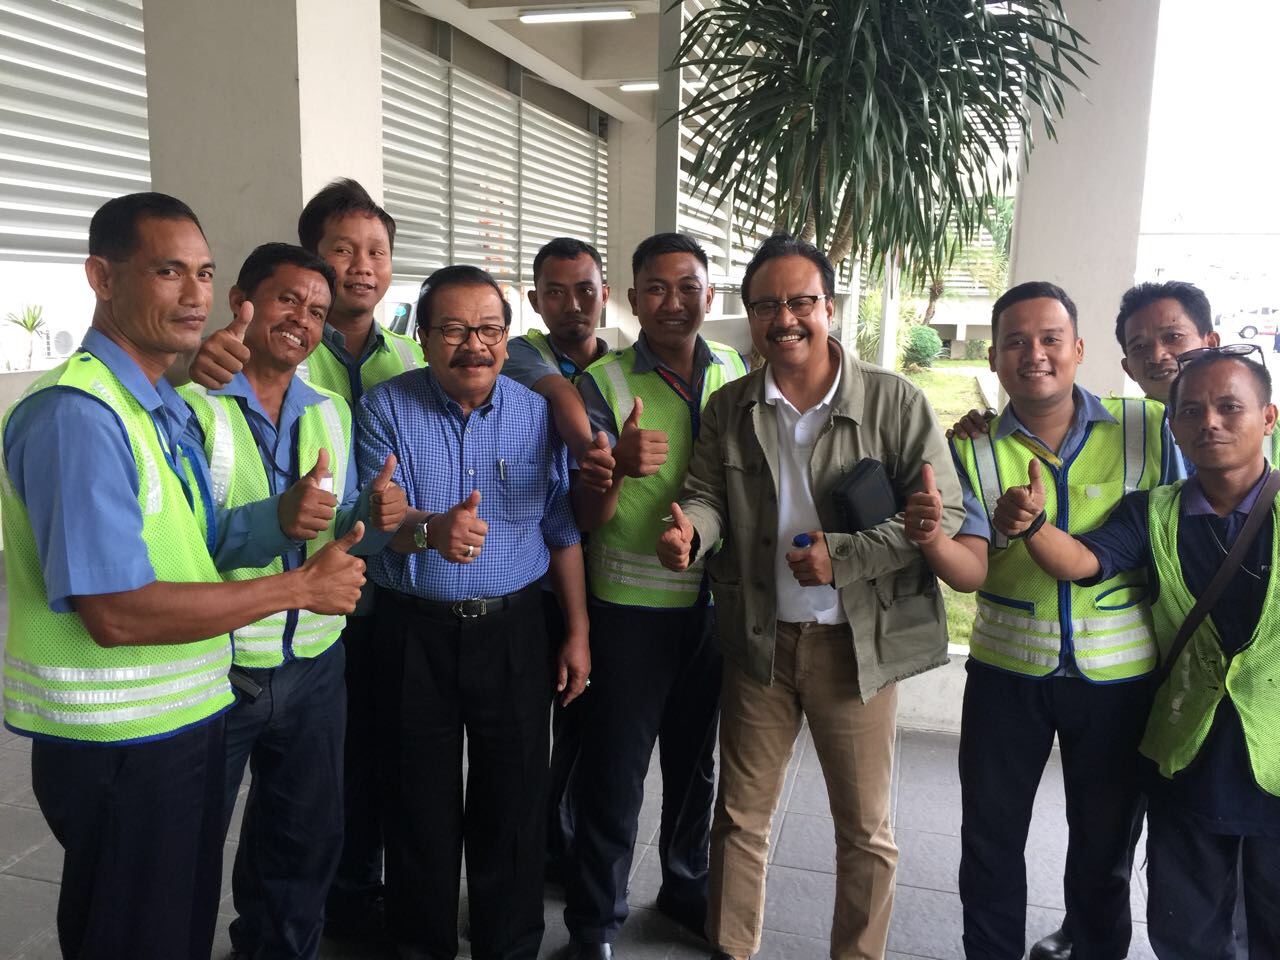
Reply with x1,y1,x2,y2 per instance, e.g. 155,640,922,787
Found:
1146,801,1280,960
564,599,721,944
31,715,227,960
545,590,583,874
222,643,347,960
958,661,1153,960
326,614,387,919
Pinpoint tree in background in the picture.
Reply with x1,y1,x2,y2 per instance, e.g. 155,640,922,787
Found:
672,0,1089,290
5,305,45,371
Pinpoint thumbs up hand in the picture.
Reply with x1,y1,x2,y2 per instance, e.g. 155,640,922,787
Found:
430,489,489,563
656,502,696,571
369,454,407,532
577,431,616,494
296,521,366,614
279,448,339,540
613,397,668,478
904,463,944,545
994,458,1047,537
189,299,253,389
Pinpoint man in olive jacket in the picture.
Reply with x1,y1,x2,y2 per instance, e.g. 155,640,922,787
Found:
657,235,962,960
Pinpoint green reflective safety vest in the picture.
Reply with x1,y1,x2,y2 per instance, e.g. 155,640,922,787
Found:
298,326,423,404
1,353,234,742
518,329,599,384
1140,481,1280,794
584,341,747,608
953,397,1167,682
180,382,352,668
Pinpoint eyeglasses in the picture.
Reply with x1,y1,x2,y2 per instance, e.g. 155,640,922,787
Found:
429,323,508,346
745,294,829,321
1175,343,1264,367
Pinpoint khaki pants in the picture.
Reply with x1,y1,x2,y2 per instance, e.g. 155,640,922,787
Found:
707,621,898,959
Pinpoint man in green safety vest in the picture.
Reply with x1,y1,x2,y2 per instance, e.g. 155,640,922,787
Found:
188,179,425,942
0,193,367,960
930,281,1182,960
996,346,1280,958
180,242,407,959
561,233,747,960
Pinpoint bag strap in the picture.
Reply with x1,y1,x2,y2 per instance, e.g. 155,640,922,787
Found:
1154,469,1280,686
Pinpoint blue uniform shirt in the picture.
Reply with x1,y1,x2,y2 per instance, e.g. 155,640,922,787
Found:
3,329,294,613
1077,466,1280,837
196,372,391,563
357,368,579,601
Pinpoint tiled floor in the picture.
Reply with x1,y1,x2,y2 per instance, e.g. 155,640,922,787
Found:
0,717,1158,960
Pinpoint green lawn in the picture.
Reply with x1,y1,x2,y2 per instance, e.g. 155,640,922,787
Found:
942,583,974,647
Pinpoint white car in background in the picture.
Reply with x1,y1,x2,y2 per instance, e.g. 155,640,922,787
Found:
1221,306,1280,339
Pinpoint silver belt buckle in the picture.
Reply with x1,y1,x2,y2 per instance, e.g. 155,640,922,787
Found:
452,597,487,619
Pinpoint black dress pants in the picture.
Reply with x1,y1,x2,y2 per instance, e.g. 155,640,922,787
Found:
326,615,386,918
544,589,583,873
222,644,347,959
564,598,721,943
1146,801,1280,960
958,661,1153,960
378,586,553,960
31,715,227,960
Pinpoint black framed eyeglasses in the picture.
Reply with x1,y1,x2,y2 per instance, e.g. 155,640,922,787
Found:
745,294,829,321
1175,343,1264,367
429,323,508,346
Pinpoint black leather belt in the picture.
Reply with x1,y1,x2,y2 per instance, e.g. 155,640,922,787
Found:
387,582,539,620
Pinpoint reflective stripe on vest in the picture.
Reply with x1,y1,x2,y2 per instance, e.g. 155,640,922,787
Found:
1,354,233,742
585,342,747,608
1140,482,1280,795
179,381,351,667
953,396,1164,681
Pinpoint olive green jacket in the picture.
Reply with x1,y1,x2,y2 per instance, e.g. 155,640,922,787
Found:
678,346,964,700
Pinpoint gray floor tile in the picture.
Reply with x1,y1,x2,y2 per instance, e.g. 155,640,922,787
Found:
783,768,833,818
637,787,662,847
894,827,960,895
0,874,59,960
771,812,836,873
0,747,35,806
886,885,963,960
761,864,836,940
757,928,831,959
628,842,662,902
6,925,62,960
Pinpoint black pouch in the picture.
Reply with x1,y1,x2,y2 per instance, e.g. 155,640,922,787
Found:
829,458,899,533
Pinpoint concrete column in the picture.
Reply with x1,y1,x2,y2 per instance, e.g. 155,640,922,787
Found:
605,117,657,342
143,0,384,329
1008,0,1163,397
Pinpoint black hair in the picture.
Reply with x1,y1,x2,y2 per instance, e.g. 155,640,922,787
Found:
991,281,1078,339
1114,281,1214,349
416,265,512,330
88,192,204,261
740,233,836,304
297,178,396,254
630,232,708,278
533,238,604,284
1168,353,1273,411
235,242,337,302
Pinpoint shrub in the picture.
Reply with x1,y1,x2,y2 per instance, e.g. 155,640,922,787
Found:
904,324,944,368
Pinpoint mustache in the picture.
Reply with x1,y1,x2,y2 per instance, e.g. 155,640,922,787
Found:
767,326,808,339
450,352,495,368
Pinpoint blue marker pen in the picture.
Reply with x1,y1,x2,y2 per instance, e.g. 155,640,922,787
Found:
792,533,836,592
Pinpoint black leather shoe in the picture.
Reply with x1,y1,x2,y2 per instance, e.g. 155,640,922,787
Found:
1029,927,1072,960
655,888,708,942
566,942,613,960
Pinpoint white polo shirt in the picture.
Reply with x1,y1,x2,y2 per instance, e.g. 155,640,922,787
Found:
764,352,847,625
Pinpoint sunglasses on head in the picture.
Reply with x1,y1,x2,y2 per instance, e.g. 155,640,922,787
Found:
1175,343,1264,367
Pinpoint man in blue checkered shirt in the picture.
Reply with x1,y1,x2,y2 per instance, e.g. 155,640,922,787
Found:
356,264,590,960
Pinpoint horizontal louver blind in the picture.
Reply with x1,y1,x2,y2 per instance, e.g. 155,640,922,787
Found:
518,102,600,278
450,70,519,282
381,33,450,283
0,0,149,261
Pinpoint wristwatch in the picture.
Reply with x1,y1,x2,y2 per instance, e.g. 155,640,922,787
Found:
413,514,438,551
1010,509,1048,541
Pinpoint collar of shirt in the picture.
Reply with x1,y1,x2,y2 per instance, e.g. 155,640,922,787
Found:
1181,463,1272,518
542,333,610,377
632,331,720,385
80,328,194,445
424,366,502,421
210,370,327,444
322,319,389,365
762,348,843,417
994,385,1117,459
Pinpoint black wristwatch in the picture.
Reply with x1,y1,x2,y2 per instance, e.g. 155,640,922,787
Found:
413,514,439,551
1010,510,1047,541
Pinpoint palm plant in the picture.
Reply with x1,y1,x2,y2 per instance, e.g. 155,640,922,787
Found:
671,0,1091,287
6,304,46,370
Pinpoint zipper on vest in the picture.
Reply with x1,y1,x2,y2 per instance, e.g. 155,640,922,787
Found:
1050,421,1098,672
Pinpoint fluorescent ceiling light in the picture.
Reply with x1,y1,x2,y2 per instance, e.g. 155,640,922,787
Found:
519,6,635,23
619,81,660,92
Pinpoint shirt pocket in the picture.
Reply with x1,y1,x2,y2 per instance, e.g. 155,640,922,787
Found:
498,459,546,523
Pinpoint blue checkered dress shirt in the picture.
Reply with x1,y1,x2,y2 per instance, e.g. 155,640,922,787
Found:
357,369,579,601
